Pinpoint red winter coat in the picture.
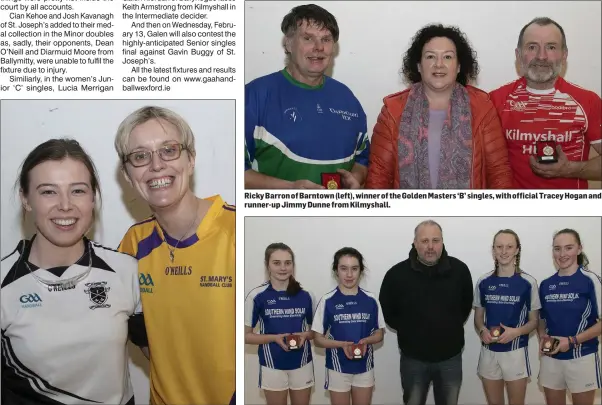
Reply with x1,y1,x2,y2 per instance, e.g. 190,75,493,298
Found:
365,86,514,189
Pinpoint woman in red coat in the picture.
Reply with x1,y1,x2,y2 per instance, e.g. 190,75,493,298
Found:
366,24,513,189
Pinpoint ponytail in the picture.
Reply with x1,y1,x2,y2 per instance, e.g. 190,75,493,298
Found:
578,252,590,269
286,275,302,296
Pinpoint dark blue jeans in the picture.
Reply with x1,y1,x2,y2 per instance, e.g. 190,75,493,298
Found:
400,351,463,405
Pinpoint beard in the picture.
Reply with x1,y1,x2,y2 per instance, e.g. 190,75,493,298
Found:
520,58,563,83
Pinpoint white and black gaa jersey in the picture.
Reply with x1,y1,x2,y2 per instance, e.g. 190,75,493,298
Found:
1,236,147,405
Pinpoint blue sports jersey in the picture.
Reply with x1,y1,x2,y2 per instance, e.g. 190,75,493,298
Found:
474,271,541,352
312,287,385,375
245,70,370,184
245,282,313,370
540,267,602,360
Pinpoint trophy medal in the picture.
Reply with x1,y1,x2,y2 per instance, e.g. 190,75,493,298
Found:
490,326,503,342
536,141,559,164
286,334,301,350
321,173,342,189
542,337,559,353
351,344,363,359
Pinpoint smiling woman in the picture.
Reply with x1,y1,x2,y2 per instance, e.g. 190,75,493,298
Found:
0,99,234,405
18,146,99,249
0,139,146,405
365,23,514,190
114,106,236,405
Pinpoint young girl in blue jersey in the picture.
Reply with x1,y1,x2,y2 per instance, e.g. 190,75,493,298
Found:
244,243,315,405
538,229,601,405
473,229,540,405
312,247,385,405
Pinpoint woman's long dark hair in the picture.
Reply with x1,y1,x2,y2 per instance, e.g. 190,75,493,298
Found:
264,242,302,295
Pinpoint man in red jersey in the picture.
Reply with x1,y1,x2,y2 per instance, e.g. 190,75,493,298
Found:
490,17,601,189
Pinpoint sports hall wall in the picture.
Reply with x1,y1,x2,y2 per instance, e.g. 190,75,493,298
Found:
244,216,602,405
0,99,236,405
244,0,602,188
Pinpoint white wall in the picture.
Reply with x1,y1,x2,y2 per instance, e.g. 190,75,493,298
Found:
244,217,602,405
0,99,235,405
245,1,602,140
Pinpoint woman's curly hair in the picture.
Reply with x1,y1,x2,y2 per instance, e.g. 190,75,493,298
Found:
402,24,480,86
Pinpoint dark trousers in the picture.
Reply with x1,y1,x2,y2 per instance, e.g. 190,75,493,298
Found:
400,351,463,405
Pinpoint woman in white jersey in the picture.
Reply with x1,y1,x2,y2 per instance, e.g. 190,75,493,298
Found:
473,229,540,405
312,247,385,405
538,229,601,405
0,139,146,405
245,243,315,405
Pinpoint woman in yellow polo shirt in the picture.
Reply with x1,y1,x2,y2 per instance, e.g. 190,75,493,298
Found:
115,106,235,405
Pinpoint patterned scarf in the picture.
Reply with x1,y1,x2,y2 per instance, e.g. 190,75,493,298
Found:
397,82,473,189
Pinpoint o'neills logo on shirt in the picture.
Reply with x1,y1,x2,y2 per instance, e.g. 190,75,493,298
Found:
165,266,192,276
506,129,580,142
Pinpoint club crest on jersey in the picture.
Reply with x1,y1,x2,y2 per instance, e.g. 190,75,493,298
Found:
84,281,111,309
284,107,302,122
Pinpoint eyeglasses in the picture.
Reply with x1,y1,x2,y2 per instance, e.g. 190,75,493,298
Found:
124,143,188,167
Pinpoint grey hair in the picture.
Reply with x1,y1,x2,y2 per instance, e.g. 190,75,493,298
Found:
517,17,567,50
114,106,196,164
414,220,443,238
